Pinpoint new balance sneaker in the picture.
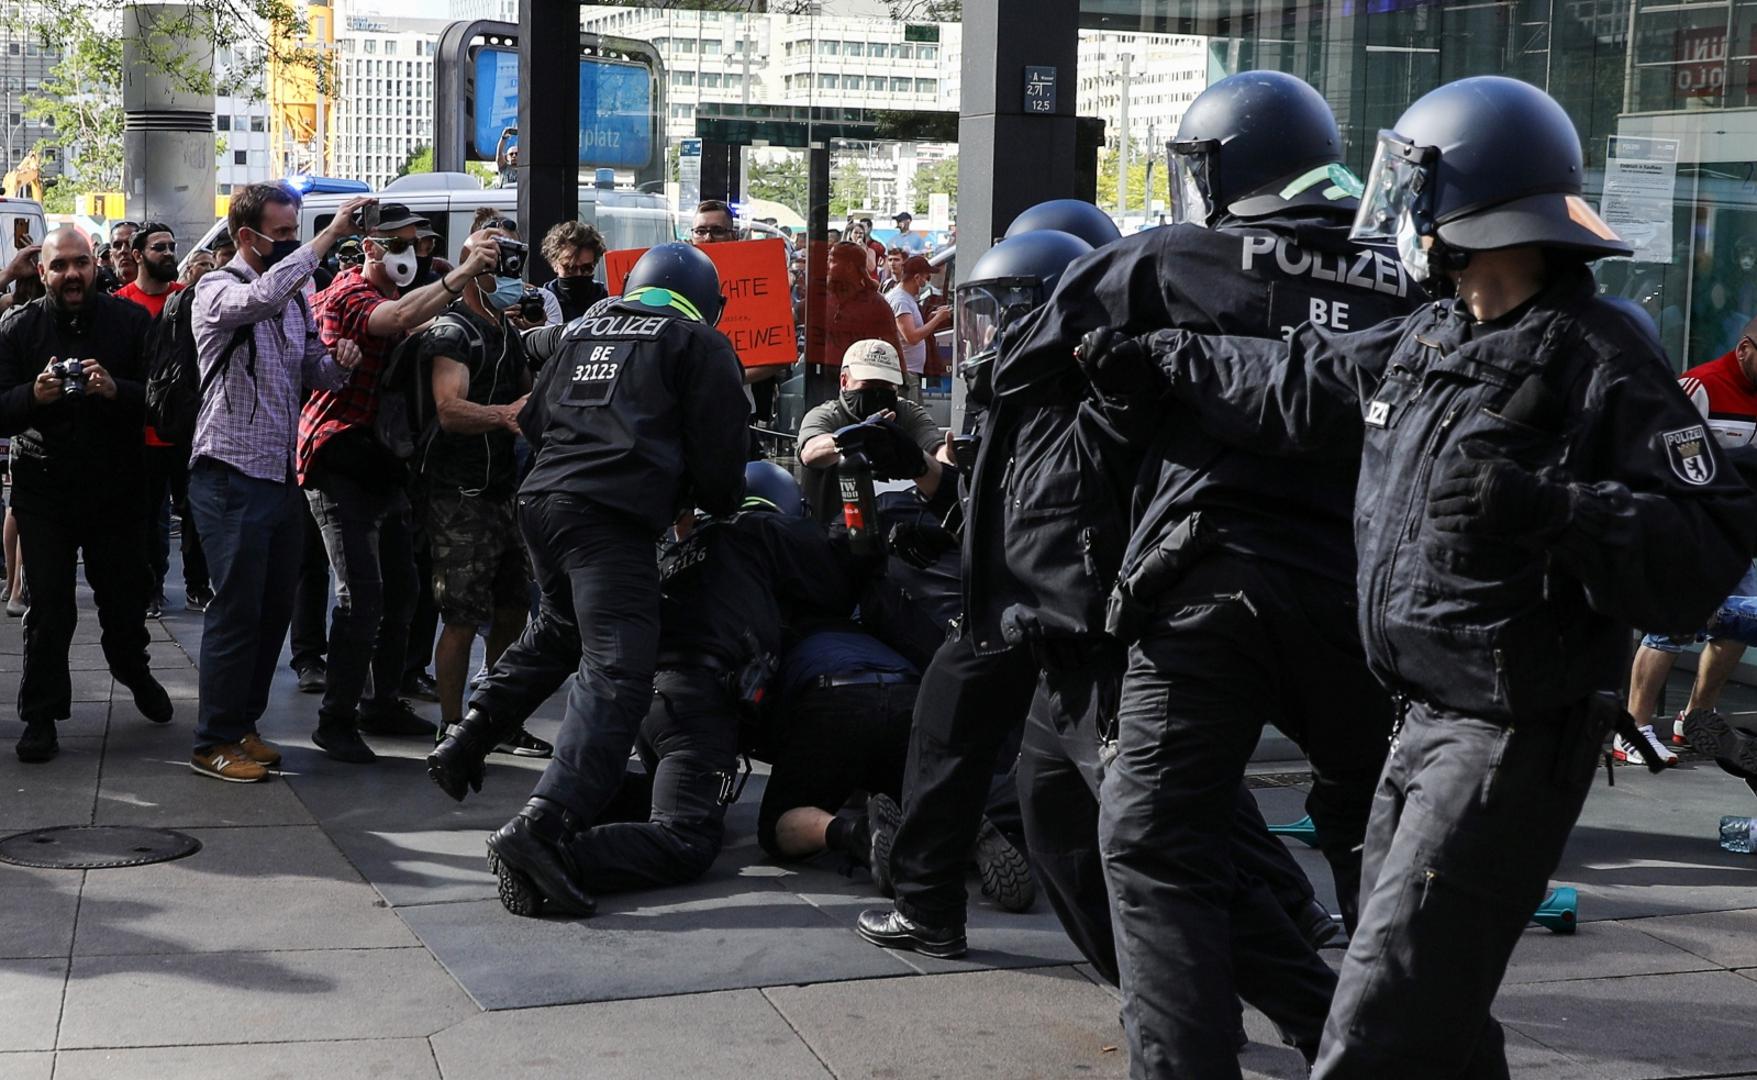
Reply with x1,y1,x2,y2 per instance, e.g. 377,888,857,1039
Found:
1613,723,1679,767
494,727,553,758
238,733,283,768
867,793,903,897
1675,707,1723,749
191,743,268,783
974,816,1036,913
855,907,967,959
145,594,164,620
184,587,213,613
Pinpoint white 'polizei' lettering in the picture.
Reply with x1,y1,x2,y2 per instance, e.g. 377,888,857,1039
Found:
1240,235,1409,299
578,315,667,338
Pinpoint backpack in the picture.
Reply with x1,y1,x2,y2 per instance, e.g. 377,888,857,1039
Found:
143,265,258,445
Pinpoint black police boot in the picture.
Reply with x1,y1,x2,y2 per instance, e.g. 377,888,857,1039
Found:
426,708,506,802
855,906,967,959
15,719,58,763
312,714,377,764
485,797,597,918
866,793,902,897
114,669,174,725
973,815,1036,914
1293,897,1343,949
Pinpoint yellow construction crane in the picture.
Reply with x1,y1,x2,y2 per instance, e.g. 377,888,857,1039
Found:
3,151,42,202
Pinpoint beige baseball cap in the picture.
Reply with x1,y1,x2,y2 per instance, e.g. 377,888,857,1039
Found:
842,339,904,385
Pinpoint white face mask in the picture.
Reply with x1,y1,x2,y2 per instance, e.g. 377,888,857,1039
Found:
380,247,417,287
1395,210,1432,283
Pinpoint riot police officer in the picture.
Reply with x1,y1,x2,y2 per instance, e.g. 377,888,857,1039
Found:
995,73,1423,1076
427,243,749,916
494,461,855,912
854,222,1098,959
1102,76,1757,1078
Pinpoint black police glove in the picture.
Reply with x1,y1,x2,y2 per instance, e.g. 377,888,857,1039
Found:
1428,442,1572,543
1075,328,1160,399
835,419,926,481
872,417,930,479
887,522,958,570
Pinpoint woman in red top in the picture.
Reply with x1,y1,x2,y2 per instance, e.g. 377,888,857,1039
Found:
806,242,910,407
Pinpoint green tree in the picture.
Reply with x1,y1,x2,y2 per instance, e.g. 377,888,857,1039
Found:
1096,143,1170,217
912,155,957,208
17,2,332,207
397,144,495,186
830,158,867,220
884,1,962,18
746,154,807,217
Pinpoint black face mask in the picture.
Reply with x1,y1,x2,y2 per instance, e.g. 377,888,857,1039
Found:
248,230,301,269
842,385,898,420
554,275,595,301
415,254,434,280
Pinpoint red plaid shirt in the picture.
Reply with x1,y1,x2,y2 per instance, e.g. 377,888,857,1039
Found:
297,266,395,484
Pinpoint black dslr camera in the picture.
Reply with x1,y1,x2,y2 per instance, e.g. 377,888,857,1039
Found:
495,238,527,278
51,358,87,398
517,289,546,324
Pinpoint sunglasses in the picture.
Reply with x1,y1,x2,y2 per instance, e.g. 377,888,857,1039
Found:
484,218,517,233
373,237,414,254
146,241,176,254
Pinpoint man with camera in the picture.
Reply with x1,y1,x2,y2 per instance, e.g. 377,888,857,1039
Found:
0,227,172,763
297,202,499,763
412,223,549,757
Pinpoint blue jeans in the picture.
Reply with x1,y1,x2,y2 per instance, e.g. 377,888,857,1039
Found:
187,459,303,751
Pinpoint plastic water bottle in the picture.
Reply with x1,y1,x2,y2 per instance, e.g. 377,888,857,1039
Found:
1720,816,1757,854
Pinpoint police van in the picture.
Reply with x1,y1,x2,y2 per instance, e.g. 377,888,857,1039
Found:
185,171,678,273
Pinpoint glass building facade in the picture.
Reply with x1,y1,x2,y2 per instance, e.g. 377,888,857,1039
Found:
1081,0,1757,371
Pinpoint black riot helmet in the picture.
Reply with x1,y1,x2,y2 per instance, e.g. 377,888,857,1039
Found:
1351,76,1630,282
1170,70,1358,228
742,460,805,517
955,229,1094,407
621,242,726,325
1003,199,1121,250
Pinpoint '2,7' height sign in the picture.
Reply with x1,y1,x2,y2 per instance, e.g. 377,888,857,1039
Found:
1023,66,1057,113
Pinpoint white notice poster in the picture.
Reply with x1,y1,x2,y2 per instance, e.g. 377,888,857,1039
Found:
1601,136,1679,264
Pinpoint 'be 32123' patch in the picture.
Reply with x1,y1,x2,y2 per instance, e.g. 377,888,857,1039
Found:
1663,424,1716,485
563,342,632,407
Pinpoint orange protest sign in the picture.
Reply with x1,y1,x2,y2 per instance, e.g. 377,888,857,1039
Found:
603,239,797,368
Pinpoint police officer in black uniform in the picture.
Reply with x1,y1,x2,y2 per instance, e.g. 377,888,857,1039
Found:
858,202,1341,1061
426,243,748,916
989,73,1421,1077
493,461,855,913
1100,76,1757,1078
987,77,1418,1075
853,223,1097,960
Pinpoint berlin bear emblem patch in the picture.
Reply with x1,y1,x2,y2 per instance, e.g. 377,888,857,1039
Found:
1663,425,1715,485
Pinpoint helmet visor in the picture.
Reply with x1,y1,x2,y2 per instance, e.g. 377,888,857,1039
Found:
1351,131,1436,244
955,277,1042,381
1169,138,1219,227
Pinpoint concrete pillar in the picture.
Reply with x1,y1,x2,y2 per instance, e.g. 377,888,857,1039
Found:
956,0,1083,271
122,4,215,248
519,0,578,285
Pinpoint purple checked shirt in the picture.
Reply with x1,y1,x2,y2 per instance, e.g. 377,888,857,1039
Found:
189,245,349,482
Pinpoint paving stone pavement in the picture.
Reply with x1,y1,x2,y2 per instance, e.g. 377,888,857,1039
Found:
3,566,1757,1078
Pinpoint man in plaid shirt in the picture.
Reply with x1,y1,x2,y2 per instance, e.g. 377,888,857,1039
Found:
298,202,498,763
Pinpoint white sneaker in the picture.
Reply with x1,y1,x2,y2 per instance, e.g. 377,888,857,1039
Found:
1614,723,1678,767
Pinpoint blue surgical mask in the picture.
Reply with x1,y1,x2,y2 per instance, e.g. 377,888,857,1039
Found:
484,275,525,311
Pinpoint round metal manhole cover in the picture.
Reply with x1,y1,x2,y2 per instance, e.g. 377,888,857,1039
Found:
0,826,202,869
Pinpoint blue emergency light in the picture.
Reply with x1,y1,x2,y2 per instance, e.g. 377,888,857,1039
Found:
283,175,373,195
